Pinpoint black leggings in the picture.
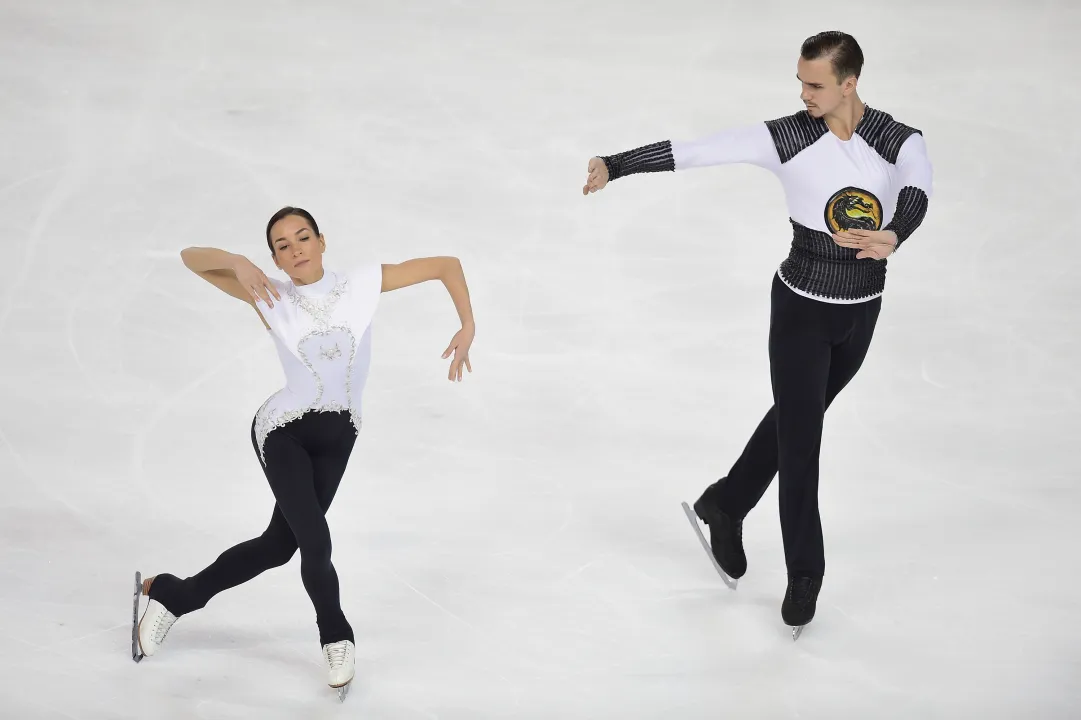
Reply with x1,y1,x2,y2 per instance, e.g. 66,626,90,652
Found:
149,410,356,646
715,273,882,578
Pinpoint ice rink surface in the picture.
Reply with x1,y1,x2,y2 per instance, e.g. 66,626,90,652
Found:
1,0,1079,717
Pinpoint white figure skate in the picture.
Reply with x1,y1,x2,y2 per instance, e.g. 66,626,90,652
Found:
131,572,177,661
322,639,356,701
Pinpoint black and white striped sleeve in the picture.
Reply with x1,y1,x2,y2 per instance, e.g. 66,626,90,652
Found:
600,123,780,181
884,133,933,249
600,141,675,181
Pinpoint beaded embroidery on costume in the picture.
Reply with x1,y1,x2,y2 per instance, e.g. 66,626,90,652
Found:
253,274,365,464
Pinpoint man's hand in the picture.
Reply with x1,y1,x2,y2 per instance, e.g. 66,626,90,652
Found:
583,157,610,195
832,229,898,260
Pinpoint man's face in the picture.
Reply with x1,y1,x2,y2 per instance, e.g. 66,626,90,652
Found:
797,56,856,117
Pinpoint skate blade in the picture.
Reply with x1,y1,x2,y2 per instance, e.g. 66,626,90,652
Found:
681,502,738,590
786,618,812,640
336,682,350,702
131,571,144,663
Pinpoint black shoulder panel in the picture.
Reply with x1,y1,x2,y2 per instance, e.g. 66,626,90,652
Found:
764,111,829,164
856,107,922,164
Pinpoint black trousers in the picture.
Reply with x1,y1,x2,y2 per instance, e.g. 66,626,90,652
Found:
149,410,356,647
714,273,882,578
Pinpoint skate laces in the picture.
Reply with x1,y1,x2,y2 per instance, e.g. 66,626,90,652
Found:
722,512,743,546
152,609,176,644
324,641,351,668
787,577,815,605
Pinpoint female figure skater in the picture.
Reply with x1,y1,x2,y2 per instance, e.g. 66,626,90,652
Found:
132,206,475,699
581,31,932,639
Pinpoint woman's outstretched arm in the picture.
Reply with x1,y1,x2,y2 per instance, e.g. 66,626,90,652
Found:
381,257,475,382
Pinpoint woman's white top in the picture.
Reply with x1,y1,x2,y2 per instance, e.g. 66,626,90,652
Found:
251,264,382,464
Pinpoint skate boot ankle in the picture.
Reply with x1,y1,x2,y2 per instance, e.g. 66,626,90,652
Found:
137,577,178,657
323,639,356,700
693,482,747,579
781,575,822,640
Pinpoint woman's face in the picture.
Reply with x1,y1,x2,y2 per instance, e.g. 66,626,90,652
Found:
269,214,325,282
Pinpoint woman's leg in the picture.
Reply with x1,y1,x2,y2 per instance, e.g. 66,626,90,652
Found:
259,415,355,647
147,419,304,615
304,433,357,645
148,509,297,615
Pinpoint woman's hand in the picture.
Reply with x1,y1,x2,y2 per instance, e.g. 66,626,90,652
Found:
442,324,474,382
378,258,475,381
232,256,281,307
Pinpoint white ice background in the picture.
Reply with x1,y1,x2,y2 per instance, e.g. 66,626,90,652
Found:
1,0,1079,718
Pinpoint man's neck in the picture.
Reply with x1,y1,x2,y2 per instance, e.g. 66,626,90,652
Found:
824,96,866,140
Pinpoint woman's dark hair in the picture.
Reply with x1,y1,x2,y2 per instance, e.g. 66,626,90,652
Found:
266,206,320,253
801,31,864,82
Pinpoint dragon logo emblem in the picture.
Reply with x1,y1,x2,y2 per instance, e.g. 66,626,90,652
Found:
825,187,883,233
